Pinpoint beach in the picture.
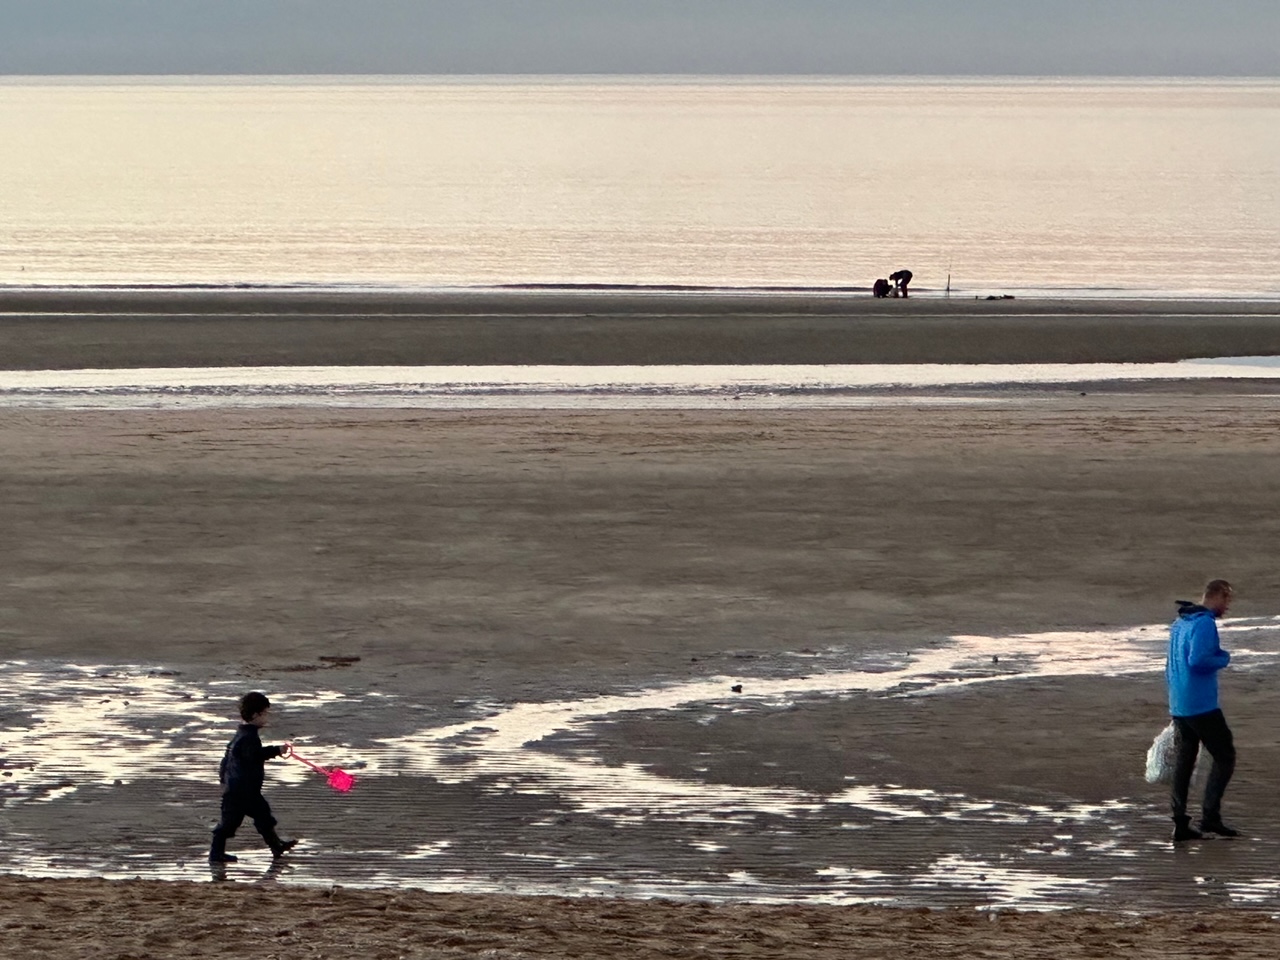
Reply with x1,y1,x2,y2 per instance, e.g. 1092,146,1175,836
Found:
6,875,1280,960
3,292,1280,954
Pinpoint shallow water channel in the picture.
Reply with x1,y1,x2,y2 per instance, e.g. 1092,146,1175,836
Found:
2,619,1279,910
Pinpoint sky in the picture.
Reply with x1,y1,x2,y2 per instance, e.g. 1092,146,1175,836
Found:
1,1,1277,77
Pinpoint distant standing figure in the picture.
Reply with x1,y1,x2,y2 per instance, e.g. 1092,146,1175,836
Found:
1166,579,1238,842
889,269,913,297
872,278,891,298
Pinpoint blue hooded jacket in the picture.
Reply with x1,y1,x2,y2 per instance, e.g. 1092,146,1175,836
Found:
1166,601,1230,717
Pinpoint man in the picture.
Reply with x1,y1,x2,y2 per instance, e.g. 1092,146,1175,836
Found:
889,269,913,297
1166,579,1237,842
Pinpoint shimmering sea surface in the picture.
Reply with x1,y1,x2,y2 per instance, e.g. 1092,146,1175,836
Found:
2,76,1277,297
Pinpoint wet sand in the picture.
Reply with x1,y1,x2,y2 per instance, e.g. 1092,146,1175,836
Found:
4,399,1280,680
4,294,1280,951
7,399,1280,686
2,288,1280,367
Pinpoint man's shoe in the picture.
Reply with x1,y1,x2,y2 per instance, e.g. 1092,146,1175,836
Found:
1199,819,1240,838
1172,818,1202,842
208,853,239,863
271,838,298,858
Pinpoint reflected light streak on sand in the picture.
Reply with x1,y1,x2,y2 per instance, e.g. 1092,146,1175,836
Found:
3,617,1278,907
3,619,1277,818
1,357,1279,410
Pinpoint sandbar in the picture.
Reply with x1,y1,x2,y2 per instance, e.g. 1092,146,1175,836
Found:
1,288,1279,367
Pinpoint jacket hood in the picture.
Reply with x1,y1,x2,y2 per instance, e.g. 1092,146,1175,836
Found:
1175,599,1213,619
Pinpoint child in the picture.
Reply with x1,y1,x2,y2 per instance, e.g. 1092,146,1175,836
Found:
208,691,298,863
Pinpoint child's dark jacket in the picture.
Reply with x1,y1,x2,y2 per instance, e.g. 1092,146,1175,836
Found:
219,723,284,796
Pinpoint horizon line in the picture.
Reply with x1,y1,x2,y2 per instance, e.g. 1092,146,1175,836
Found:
2,71,1278,82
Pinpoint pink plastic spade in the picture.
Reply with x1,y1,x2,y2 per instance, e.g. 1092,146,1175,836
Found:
287,746,357,793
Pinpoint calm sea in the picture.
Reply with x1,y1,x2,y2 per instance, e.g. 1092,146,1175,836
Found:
1,76,1277,298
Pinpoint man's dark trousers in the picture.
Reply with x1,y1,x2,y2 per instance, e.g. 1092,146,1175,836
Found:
1170,708,1236,823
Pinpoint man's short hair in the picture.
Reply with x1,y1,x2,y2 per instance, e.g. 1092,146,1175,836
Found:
1204,579,1233,599
239,691,271,721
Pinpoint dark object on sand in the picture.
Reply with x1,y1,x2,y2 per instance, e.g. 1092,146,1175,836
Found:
872,278,891,298
983,294,1016,300
889,269,913,297
318,655,361,666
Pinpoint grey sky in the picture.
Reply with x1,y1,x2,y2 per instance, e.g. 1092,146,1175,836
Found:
2,1,1277,76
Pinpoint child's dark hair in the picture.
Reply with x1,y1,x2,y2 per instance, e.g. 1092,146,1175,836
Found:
239,691,271,721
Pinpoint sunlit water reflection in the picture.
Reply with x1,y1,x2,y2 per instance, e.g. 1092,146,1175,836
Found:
2,617,1279,908
0,357,1278,409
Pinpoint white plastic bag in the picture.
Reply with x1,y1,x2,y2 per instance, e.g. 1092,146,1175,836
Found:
1144,721,1178,784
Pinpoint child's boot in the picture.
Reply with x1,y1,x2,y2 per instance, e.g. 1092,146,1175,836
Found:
265,831,298,858
208,834,238,863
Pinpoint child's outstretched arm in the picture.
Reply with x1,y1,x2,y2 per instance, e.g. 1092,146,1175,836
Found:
252,740,289,763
